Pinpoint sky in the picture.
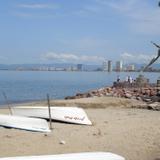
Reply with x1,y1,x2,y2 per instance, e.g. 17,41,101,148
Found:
0,0,160,64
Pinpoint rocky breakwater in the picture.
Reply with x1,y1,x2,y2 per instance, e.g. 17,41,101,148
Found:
65,85,160,111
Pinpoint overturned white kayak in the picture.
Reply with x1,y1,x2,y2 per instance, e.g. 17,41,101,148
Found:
0,114,50,133
12,106,92,125
0,152,125,160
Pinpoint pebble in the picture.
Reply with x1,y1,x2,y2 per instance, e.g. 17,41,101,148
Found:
59,140,66,145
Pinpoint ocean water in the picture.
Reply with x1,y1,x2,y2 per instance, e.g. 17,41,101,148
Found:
0,71,159,105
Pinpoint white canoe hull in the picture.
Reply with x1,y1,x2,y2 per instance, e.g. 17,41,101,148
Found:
0,114,50,133
0,152,125,160
12,106,92,125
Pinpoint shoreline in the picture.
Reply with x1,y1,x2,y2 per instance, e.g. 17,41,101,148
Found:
0,96,146,108
0,95,159,111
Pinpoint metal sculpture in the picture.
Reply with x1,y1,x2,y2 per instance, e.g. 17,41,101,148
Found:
143,42,160,71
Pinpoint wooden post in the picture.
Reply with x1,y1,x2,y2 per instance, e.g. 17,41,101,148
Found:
47,94,53,130
2,92,12,115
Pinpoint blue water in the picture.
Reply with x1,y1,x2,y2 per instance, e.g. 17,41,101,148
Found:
0,71,159,105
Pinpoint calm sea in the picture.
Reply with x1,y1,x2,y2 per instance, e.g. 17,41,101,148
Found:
0,71,159,105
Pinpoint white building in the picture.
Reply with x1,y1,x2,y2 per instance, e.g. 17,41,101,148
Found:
116,61,123,71
102,61,108,71
127,64,135,71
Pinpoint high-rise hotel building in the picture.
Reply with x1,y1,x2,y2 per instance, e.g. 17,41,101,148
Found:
102,61,108,71
107,60,112,72
116,61,123,71
102,60,112,72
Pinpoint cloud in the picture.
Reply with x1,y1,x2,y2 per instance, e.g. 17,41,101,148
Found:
42,52,105,63
14,3,60,18
17,3,58,9
75,37,108,50
129,8,160,35
120,52,156,63
13,12,33,18
95,0,160,35
0,56,7,60
59,37,112,55
0,56,8,63
78,4,103,15
99,0,139,12
120,52,134,59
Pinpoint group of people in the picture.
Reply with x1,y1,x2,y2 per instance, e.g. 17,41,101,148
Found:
117,75,134,84
125,75,133,83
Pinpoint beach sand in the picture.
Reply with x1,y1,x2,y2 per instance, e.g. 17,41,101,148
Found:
0,97,160,160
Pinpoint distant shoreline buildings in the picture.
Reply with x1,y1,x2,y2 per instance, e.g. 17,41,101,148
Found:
102,60,136,72
103,60,112,72
0,61,159,72
101,60,159,72
115,61,123,72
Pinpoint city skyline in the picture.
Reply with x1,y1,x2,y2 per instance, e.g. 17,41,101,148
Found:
0,0,160,64
0,60,159,72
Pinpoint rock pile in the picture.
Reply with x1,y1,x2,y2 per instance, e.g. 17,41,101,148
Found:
65,74,160,110
65,84,160,110
65,86,160,101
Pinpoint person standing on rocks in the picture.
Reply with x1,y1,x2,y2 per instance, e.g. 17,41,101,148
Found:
117,75,120,82
126,76,129,82
129,76,133,84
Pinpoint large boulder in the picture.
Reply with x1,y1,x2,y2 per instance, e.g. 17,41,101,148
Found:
147,102,160,111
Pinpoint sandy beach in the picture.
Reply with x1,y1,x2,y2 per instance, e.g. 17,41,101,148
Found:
0,97,160,160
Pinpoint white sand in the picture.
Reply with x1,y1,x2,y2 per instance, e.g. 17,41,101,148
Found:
0,97,160,160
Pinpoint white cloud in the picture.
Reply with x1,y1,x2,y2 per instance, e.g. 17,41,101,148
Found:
120,52,156,63
0,56,7,60
13,12,33,18
14,3,60,18
103,0,138,12
59,37,111,54
75,37,108,49
95,0,160,35
0,56,8,63
42,52,105,63
17,3,58,9
129,8,160,35
121,52,134,59
84,5,101,13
